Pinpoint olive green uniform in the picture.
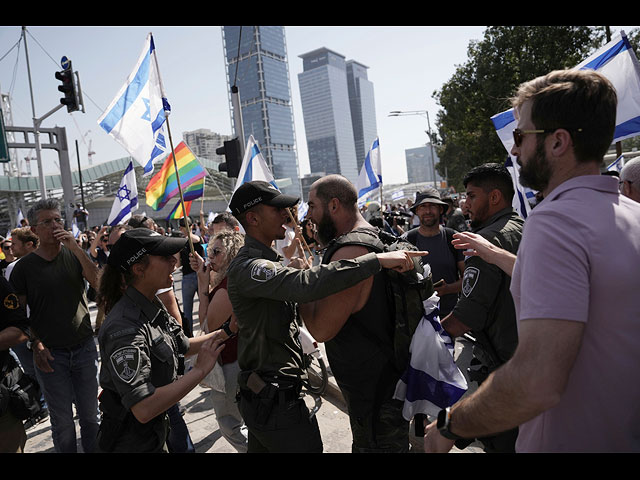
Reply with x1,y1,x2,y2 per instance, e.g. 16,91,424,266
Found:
227,234,382,453
452,206,524,452
96,286,190,453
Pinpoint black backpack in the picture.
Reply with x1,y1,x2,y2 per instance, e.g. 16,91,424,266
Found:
322,227,434,373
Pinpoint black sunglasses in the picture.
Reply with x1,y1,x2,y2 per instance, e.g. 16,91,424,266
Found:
512,127,583,147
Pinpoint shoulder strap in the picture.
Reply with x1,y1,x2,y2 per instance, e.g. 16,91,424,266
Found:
322,227,384,263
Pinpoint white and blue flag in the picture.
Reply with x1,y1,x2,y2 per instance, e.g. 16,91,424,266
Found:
107,160,139,226
356,138,382,199
393,294,468,420
16,209,24,228
98,33,170,176
606,154,625,172
297,201,309,222
492,30,640,217
233,135,279,193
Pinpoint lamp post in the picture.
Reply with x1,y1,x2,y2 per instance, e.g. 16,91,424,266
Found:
388,109,441,189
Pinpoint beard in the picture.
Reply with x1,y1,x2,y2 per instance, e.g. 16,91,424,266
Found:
518,138,553,193
316,206,338,246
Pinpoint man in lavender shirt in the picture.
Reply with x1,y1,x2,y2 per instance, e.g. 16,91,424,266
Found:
424,69,640,453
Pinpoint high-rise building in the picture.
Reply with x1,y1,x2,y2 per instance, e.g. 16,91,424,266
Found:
182,128,231,164
405,144,443,185
221,26,301,197
346,60,378,172
298,48,362,185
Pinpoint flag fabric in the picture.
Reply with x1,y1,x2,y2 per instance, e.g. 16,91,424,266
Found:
233,135,278,193
491,30,640,217
72,219,80,238
393,293,468,420
355,138,382,199
297,201,309,222
16,209,24,228
166,199,193,221
606,155,625,172
107,160,139,226
98,33,170,176
145,141,206,211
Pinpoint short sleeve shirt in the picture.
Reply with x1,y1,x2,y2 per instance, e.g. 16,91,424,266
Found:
98,286,190,410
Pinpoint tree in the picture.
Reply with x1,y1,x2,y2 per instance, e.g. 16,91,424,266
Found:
434,26,607,190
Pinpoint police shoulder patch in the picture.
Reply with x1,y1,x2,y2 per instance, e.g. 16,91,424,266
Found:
462,266,480,297
250,259,277,282
3,293,19,310
110,346,141,384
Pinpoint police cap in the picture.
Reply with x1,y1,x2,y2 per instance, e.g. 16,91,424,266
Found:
229,181,299,216
107,228,187,273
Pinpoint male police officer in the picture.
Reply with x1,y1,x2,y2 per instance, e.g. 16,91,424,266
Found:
439,163,524,453
226,181,423,453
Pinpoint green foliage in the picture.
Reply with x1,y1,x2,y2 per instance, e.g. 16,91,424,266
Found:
434,26,612,191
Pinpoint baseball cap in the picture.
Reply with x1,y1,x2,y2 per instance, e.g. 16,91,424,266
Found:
107,228,187,273
229,180,299,216
410,187,448,212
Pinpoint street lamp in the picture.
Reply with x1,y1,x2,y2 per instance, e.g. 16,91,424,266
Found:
388,109,441,189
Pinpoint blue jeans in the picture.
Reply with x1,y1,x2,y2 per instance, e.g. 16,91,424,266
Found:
35,336,100,453
181,272,198,337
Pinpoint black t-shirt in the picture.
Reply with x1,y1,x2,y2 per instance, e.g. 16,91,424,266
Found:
403,227,463,317
179,236,204,276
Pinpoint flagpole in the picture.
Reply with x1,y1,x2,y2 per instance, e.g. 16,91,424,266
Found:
285,208,313,258
150,32,194,255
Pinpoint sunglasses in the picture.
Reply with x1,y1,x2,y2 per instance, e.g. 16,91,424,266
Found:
210,247,224,257
512,127,583,147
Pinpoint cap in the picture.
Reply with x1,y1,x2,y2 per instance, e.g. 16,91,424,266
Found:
410,187,448,212
229,180,299,216
107,228,187,273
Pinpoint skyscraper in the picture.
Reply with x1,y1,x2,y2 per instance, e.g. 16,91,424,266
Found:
297,48,361,185
182,128,231,164
346,60,378,172
221,26,301,197
405,144,443,185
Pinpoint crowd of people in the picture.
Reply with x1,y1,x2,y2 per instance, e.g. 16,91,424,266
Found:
1,68,639,454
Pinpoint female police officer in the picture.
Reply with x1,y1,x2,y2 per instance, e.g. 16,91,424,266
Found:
95,228,228,452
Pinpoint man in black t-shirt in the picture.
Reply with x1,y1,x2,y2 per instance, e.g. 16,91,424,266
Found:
402,188,465,318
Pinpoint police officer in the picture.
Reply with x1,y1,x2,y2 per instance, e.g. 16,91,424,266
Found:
439,163,524,453
0,276,31,452
226,181,424,453
95,228,228,452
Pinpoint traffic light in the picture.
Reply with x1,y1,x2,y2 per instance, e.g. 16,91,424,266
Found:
55,64,79,113
217,137,242,178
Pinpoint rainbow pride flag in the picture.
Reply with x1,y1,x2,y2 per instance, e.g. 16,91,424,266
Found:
145,141,206,210
164,177,204,220
166,199,192,220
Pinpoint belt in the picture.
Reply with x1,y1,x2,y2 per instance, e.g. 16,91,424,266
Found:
239,382,301,403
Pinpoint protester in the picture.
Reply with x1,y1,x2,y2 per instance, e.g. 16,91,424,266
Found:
620,156,640,203
190,230,248,453
94,228,229,452
0,238,15,277
300,174,427,453
424,69,640,453
73,204,89,232
226,180,424,453
177,217,205,338
403,188,465,319
9,198,100,453
442,195,469,232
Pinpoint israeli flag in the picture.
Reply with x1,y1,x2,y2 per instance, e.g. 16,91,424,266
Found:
356,138,382,199
606,155,625,172
492,30,640,216
98,33,170,176
233,135,278,193
393,293,468,420
297,201,309,222
16,209,24,228
72,219,80,238
107,160,139,226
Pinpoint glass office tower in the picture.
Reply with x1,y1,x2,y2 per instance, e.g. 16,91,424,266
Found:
297,48,359,185
346,60,378,172
221,26,302,197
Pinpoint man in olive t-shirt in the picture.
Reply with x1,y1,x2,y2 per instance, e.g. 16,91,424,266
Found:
9,199,99,453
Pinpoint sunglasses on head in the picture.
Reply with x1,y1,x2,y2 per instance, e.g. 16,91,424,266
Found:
512,127,583,147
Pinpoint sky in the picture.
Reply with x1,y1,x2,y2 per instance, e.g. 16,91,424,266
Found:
0,25,636,189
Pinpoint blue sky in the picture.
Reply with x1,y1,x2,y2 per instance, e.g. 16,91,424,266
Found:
0,26,635,186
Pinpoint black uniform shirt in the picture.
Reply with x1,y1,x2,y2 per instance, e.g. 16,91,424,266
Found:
98,286,190,411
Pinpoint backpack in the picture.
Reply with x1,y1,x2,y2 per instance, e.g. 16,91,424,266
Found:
322,227,434,374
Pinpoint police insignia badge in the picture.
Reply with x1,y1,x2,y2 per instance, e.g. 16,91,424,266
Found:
462,267,480,297
250,260,277,282
110,346,141,383
3,293,19,309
